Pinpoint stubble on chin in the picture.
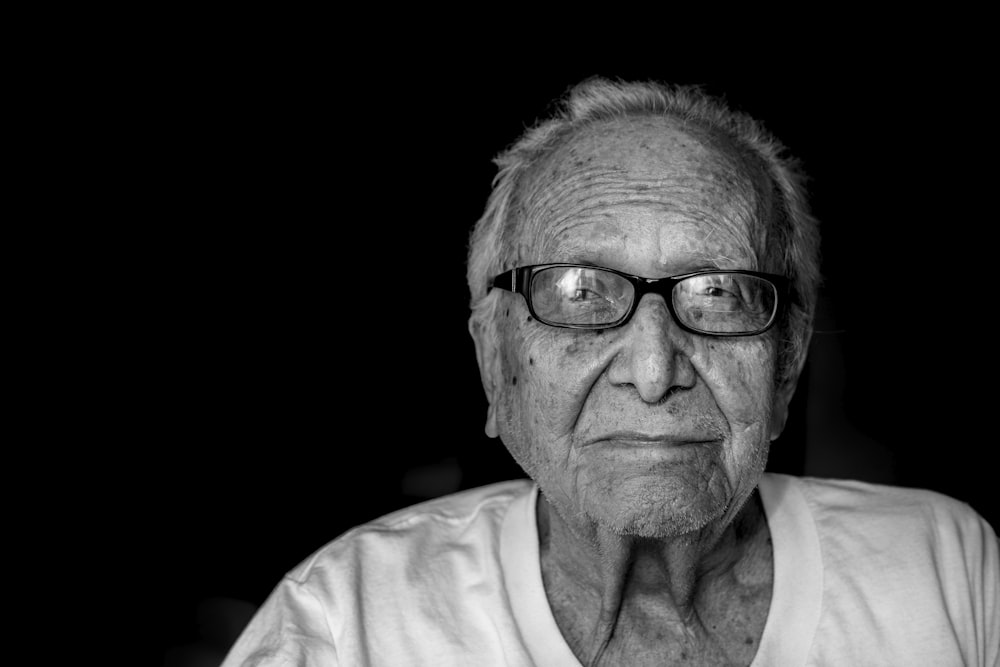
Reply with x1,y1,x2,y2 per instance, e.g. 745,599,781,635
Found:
589,468,733,539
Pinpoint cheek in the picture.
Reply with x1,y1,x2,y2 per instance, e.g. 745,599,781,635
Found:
695,339,778,427
495,312,549,444
690,339,776,490
497,322,608,449
496,308,532,388
521,329,610,419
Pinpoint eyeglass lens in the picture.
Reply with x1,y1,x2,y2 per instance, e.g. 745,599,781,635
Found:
528,266,777,332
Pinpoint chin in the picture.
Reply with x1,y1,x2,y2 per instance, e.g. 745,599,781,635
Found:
598,497,727,539
581,474,735,539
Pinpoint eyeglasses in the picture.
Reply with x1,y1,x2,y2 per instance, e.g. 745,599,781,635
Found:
490,264,788,336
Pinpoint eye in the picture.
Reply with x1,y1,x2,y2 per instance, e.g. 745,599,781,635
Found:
530,266,633,326
695,278,741,302
569,287,607,302
677,274,748,312
673,272,778,333
703,285,738,299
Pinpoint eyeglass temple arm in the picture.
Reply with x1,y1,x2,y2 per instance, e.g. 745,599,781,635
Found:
490,268,522,293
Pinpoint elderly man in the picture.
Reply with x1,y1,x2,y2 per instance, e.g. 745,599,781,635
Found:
222,78,999,666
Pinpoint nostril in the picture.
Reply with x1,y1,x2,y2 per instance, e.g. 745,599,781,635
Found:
653,385,686,406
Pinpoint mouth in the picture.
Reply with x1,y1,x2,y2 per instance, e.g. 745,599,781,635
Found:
583,431,723,448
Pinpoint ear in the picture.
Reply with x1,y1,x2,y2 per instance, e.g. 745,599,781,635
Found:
770,323,816,441
769,377,799,441
469,315,502,438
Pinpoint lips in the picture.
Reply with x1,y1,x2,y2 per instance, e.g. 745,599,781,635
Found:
582,431,722,447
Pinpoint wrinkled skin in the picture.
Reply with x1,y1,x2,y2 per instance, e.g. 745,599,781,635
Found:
471,116,799,665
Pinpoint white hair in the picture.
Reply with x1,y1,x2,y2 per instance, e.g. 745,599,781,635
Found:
466,77,821,389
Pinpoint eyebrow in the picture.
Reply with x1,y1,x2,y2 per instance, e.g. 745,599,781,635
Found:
554,255,745,276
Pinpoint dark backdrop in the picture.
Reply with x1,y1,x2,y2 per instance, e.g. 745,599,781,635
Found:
143,51,997,665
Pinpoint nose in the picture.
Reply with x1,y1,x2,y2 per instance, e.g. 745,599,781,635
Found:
606,294,696,403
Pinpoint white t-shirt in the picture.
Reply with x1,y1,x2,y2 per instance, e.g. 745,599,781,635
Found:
221,474,999,666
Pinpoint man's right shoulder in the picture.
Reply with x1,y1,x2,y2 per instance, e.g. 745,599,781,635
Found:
221,479,538,666
287,478,535,584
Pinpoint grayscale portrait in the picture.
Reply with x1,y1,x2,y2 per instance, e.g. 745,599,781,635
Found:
186,75,998,667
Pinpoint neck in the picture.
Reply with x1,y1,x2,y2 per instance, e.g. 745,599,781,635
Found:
537,489,772,665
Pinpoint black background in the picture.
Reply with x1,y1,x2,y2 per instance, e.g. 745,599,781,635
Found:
128,40,997,665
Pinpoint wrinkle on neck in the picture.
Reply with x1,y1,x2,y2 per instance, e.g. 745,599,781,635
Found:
537,489,771,664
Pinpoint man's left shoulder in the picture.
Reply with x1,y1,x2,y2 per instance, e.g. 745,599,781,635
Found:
786,474,995,549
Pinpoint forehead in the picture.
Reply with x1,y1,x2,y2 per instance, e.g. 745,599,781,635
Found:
510,116,773,268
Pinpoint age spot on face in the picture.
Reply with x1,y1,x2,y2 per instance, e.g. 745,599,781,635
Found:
563,327,610,355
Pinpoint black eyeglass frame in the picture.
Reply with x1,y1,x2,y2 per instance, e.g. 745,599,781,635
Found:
490,263,790,336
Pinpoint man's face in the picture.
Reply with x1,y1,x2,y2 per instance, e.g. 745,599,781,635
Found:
479,117,786,538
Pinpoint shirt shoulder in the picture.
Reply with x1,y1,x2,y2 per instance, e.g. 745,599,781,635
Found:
288,478,534,583
789,475,994,544
778,475,1000,667
789,474,998,579
222,480,538,667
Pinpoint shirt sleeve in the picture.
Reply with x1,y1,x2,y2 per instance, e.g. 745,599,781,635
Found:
220,577,338,667
970,511,1000,667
